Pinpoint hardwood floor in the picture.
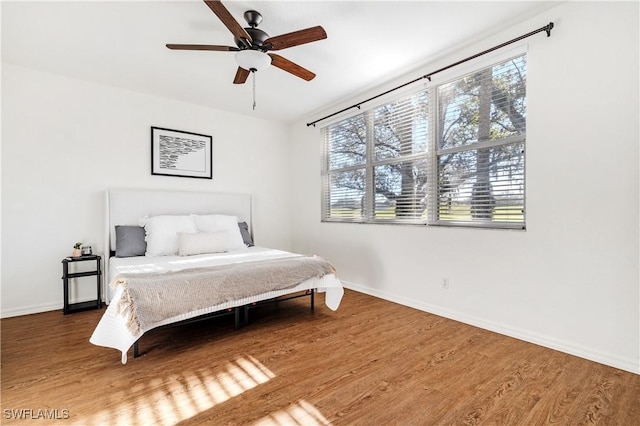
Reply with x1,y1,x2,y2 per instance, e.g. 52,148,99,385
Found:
1,289,638,425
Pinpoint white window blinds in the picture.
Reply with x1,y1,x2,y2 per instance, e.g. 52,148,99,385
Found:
322,91,429,224
322,53,526,229
434,55,526,228
322,114,367,221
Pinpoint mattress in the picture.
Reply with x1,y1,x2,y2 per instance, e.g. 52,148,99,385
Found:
91,247,344,363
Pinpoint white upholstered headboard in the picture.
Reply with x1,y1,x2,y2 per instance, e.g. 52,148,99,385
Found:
104,188,252,300
106,188,252,253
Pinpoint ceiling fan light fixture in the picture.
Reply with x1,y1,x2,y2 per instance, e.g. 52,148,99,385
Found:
235,50,271,72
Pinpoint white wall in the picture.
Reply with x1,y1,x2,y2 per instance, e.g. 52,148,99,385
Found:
1,64,293,317
290,2,640,373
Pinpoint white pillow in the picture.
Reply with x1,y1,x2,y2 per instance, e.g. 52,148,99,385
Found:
191,214,246,250
178,231,228,256
139,215,197,256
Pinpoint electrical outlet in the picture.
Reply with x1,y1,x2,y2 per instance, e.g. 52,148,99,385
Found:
442,278,449,290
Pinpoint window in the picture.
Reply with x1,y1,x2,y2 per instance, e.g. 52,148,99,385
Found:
322,92,429,224
322,53,526,229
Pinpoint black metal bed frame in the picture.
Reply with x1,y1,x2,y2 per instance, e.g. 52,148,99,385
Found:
132,289,315,358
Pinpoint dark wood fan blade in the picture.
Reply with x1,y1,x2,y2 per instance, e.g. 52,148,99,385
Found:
166,44,239,51
268,53,315,81
233,67,250,84
263,26,327,51
204,0,252,45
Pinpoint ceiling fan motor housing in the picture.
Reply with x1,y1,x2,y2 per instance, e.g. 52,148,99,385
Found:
233,10,269,50
234,27,269,50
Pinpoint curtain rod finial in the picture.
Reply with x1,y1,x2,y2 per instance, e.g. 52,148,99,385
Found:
546,22,554,37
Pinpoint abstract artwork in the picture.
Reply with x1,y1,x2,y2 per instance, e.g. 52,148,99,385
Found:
151,127,213,179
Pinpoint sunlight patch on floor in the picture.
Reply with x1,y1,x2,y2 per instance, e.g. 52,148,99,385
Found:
71,355,275,426
252,400,333,426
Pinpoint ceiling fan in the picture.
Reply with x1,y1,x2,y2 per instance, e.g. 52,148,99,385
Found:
166,0,327,87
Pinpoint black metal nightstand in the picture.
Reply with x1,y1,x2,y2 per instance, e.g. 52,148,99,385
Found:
61,255,102,314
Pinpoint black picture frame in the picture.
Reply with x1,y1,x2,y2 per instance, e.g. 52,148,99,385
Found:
151,126,213,179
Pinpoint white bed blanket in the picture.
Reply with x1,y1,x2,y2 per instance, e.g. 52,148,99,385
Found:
90,247,344,363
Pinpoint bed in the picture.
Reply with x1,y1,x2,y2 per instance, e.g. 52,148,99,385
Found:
90,188,343,364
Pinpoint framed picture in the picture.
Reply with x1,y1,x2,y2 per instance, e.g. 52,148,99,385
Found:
151,127,213,179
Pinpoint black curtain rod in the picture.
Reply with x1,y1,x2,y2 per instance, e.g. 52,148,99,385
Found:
307,22,554,127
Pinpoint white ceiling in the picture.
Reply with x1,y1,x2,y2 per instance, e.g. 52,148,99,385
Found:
1,1,559,124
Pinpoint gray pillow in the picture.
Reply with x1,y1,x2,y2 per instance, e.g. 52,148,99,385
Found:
237,222,254,247
115,225,147,257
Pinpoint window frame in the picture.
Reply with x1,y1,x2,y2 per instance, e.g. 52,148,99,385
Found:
321,49,527,230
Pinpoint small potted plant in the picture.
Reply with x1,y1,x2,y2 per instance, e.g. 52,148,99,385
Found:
72,242,82,257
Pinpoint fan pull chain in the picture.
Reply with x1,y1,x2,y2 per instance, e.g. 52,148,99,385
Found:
252,70,257,110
